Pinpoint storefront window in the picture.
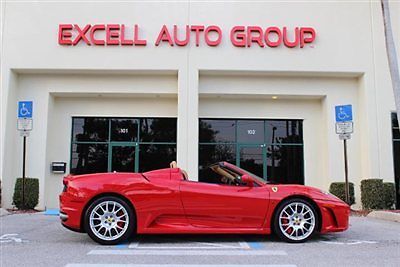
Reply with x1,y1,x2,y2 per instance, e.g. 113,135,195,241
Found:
266,120,303,144
199,119,304,184
239,146,264,178
267,144,304,184
70,117,177,174
199,120,236,143
237,120,264,143
111,119,139,142
72,118,108,142
139,144,177,172
70,144,108,174
392,113,400,140
140,118,177,142
199,144,236,183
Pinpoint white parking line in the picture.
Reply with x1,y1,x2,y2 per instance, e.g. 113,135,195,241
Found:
238,241,251,249
319,240,378,245
87,249,287,256
128,241,139,248
66,265,297,267
0,233,25,243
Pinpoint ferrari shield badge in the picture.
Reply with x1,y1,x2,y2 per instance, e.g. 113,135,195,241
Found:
272,186,278,193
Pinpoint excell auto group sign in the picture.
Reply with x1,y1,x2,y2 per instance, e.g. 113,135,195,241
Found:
58,24,316,48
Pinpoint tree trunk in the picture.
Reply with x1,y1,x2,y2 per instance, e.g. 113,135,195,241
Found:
381,0,400,127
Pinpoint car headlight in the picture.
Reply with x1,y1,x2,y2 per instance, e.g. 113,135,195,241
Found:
320,190,343,202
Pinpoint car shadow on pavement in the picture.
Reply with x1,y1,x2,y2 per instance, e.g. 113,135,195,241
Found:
126,233,281,246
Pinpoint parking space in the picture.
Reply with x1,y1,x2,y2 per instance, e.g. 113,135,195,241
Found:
1,213,399,267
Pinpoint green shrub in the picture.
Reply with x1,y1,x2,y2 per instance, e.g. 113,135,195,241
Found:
329,182,355,205
360,179,384,210
12,178,39,209
383,182,396,209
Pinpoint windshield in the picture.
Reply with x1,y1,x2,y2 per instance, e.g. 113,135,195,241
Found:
220,162,267,185
241,169,267,185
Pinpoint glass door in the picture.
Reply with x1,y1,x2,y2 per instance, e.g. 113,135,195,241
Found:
238,144,266,179
109,143,137,172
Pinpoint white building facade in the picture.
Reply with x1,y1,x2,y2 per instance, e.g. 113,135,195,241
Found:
1,1,399,210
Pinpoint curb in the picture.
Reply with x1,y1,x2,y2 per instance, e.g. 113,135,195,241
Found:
367,210,400,223
0,208,10,217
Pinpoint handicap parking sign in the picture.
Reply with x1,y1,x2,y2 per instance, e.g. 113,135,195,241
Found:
335,105,352,122
18,101,33,118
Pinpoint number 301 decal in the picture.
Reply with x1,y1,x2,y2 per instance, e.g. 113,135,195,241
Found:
118,128,129,134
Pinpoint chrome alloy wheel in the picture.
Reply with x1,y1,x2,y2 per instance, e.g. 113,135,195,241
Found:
278,202,316,241
89,201,129,241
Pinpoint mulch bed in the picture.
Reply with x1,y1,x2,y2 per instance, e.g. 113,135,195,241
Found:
385,210,400,213
350,209,371,216
6,209,39,214
350,209,400,216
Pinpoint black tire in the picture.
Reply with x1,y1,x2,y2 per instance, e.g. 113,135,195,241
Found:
273,198,319,243
84,196,135,245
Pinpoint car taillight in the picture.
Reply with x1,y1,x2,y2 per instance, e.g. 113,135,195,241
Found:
62,179,68,192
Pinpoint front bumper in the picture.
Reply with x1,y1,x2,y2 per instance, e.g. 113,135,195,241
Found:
316,200,350,233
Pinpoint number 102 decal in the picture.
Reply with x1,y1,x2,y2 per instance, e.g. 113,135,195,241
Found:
247,129,256,135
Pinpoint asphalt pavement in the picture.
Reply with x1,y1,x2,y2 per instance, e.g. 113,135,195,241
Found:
1,213,399,267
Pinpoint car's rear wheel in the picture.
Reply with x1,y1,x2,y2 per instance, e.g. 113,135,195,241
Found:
273,198,318,243
84,196,134,245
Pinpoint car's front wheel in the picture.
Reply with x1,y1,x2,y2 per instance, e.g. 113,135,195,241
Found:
273,198,318,243
84,196,134,245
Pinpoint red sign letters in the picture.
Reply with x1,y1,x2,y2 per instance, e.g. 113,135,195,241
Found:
58,24,316,48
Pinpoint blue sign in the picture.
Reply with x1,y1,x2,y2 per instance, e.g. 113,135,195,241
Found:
335,104,353,122
18,101,33,118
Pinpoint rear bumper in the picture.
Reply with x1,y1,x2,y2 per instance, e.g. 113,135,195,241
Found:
59,193,85,232
59,212,68,221
316,200,350,233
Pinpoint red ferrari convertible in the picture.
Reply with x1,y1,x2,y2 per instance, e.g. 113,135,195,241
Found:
59,161,349,245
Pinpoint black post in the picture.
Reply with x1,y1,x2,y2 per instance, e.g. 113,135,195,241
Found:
22,135,26,209
271,127,277,180
343,139,350,205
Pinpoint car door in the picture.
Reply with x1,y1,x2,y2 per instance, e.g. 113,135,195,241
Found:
179,180,269,229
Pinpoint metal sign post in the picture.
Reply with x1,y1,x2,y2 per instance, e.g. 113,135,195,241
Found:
17,101,33,209
335,104,353,205
343,138,349,204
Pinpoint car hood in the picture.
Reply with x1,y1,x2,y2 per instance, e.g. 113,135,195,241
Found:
269,184,346,203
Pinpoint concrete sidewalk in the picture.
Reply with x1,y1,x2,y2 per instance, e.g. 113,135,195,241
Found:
0,208,10,217
367,210,400,223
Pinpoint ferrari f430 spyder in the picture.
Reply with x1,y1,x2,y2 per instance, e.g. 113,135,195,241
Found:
59,161,349,244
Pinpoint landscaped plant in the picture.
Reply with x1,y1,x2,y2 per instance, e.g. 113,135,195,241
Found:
12,178,39,209
383,182,396,209
329,182,355,205
360,179,385,210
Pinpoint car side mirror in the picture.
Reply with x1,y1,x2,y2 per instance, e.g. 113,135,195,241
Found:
240,174,254,187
